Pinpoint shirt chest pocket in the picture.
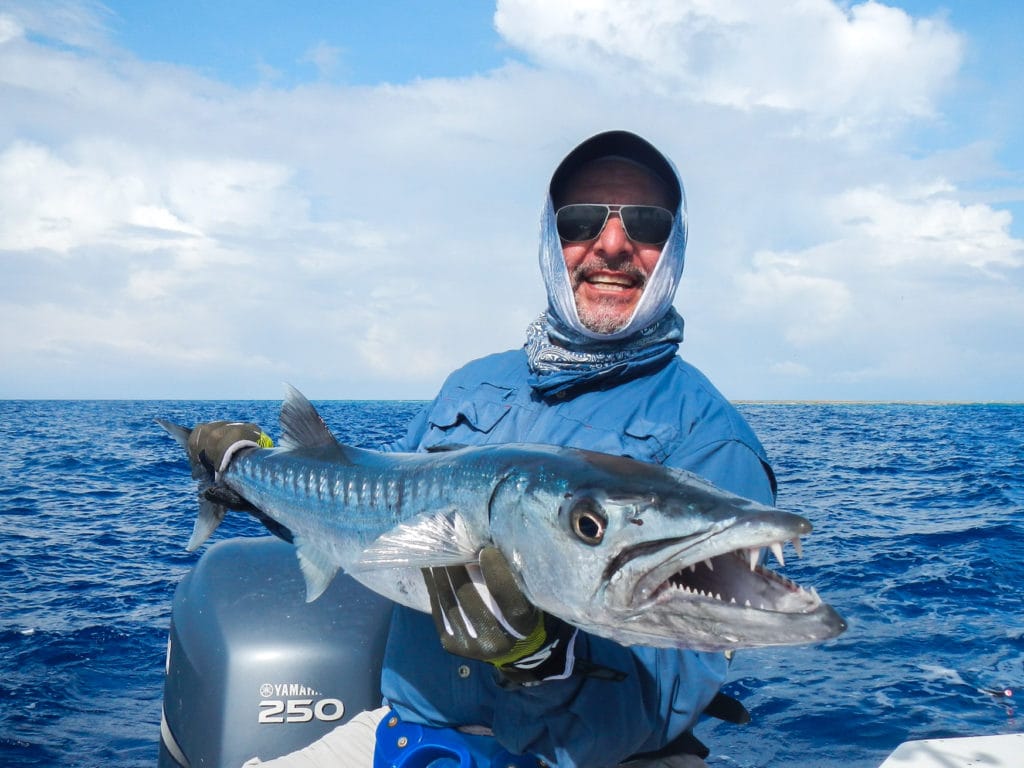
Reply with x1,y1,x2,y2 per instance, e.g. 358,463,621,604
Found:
622,418,677,464
562,416,678,465
421,383,515,450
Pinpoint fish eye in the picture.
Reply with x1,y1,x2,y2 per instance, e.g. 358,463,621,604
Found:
570,498,607,546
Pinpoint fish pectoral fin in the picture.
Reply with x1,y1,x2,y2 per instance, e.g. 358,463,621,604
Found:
354,511,482,570
293,535,339,602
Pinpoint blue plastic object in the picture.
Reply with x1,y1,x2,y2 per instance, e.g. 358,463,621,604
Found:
374,710,541,768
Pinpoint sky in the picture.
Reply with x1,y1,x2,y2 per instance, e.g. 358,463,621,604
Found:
1,1,1022,401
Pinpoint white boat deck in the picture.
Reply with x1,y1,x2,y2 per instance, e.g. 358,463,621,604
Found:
879,733,1023,767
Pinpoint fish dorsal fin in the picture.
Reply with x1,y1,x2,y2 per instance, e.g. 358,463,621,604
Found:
279,384,355,463
354,511,483,570
293,534,339,602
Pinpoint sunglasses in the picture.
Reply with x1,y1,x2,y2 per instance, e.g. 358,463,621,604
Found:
555,204,674,245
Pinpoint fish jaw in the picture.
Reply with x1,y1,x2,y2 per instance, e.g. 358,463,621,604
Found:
596,511,847,650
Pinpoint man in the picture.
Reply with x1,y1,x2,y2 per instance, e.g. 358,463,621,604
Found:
195,131,775,768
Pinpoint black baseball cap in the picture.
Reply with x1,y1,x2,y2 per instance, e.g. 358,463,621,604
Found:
549,130,681,210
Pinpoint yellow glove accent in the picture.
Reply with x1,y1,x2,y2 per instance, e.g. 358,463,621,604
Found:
489,613,547,669
257,432,274,448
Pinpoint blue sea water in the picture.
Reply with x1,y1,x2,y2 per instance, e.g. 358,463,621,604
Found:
0,400,1021,767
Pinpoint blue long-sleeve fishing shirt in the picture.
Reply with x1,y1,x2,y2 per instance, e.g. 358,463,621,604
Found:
379,346,775,768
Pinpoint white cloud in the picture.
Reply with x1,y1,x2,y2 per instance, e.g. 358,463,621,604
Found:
736,252,853,345
495,0,962,131
737,181,1023,305
0,141,203,252
164,157,304,234
0,13,24,44
0,2,111,50
725,180,1024,397
300,41,345,80
824,184,1023,272
0,1,1019,400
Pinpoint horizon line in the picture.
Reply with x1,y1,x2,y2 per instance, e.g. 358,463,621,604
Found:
2,397,1023,405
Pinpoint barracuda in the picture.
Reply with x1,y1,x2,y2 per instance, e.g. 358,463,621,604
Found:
158,386,845,651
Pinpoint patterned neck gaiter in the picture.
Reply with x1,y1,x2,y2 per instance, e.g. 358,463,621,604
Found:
525,309,684,397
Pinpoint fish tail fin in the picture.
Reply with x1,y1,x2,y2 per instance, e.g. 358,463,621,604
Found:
155,418,229,551
155,418,212,482
189,498,227,552
155,418,191,451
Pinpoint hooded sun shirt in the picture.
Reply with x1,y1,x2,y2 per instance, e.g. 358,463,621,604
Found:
528,130,690,395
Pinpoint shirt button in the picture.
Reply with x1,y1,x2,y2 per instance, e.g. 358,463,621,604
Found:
457,664,471,679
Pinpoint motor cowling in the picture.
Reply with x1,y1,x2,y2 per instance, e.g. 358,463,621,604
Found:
159,536,393,767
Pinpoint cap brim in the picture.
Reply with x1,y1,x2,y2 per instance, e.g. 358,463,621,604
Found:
549,130,680,209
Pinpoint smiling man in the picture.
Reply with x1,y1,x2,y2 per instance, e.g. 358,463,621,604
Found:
198,130,776,768
555,156,676,335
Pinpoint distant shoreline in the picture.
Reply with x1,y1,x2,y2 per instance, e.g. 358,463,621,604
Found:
732,400,1024,406
2,398,1023,405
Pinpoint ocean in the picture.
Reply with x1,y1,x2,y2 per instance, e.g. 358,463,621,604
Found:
1,399,1021,767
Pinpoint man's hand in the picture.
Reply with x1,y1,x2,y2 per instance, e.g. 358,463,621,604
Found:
423,547,577,685
187,421,274,479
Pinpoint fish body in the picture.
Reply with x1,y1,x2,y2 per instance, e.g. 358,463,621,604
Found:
159,386,845,651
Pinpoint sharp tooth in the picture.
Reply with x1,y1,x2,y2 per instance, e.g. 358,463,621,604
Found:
730,597,737,605
748,548,760,571
704,558,714,571
689,563,697,573
716,593,722,601
744,599,752,608
770,542,785,566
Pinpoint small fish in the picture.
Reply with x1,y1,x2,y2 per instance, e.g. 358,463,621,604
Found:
158,386,846,651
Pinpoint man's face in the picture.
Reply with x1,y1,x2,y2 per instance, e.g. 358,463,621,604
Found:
558,158,672,335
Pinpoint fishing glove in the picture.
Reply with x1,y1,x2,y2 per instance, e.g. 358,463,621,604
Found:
186,420,295,543
423,547,578,686
187,421,274,480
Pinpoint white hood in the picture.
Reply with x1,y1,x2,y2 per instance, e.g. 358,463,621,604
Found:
537,131,688,342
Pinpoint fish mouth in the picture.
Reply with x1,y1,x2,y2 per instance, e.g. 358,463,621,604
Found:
613,514,827,617
643,544,822,614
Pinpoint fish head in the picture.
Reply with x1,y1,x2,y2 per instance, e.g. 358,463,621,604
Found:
490,448,846,651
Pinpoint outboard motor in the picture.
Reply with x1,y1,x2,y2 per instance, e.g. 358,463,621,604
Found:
159,536,393,767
